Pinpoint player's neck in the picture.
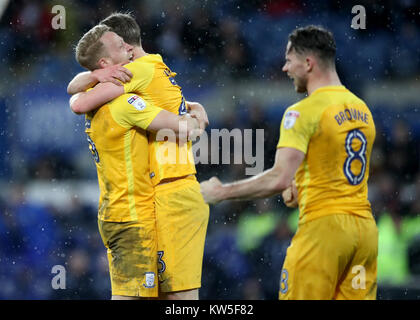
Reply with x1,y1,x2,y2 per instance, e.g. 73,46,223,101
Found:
133,46,148,59
307,70,342,95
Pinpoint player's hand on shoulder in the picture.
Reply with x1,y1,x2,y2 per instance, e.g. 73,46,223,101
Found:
282,180,298,208
200,177,223,204
92,62,133,86
188,127,204,142
180,114,203,141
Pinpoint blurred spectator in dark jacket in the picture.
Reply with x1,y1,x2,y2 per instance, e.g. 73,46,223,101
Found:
248,215,293,299
385,120,419,184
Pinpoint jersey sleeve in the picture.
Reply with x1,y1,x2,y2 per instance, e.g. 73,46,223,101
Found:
109,94,163,130
122,59,154,94
276,105,318,154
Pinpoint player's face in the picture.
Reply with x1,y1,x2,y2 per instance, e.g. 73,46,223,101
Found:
100,31,134,66
282,42,308,93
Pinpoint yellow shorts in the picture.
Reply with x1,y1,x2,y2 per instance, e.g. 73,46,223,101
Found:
98,216,158,298
155,176,210,292
279,214,378,300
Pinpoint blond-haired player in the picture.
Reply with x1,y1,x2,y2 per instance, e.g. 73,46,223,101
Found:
201,25,378,300
70,24,201,300
68,14,209,300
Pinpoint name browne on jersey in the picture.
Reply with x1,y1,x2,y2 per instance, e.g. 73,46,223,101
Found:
334,108,369,126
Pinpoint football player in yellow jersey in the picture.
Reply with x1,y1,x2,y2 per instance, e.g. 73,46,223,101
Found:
68,14,209,300
70,24,201,300
201,25,378,300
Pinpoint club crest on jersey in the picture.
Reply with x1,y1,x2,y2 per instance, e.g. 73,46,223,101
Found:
143,272,156,288
283,110,300,129
127,95,146,111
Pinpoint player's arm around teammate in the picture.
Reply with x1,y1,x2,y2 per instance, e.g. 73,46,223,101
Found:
67,62,133,94
68,69,208,129
70,24,209,300
70,93,201,140
68,71,209,131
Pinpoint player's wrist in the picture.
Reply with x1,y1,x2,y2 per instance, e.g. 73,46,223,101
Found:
91,69,102,84
216,183,229,202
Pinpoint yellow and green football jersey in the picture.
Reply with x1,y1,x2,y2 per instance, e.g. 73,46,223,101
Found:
123,54,196,185
85,93,162,222
277,85,376,224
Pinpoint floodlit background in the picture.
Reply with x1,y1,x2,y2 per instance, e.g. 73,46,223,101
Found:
0,0,419,299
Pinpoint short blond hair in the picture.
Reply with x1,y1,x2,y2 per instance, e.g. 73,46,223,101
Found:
75,24,111,71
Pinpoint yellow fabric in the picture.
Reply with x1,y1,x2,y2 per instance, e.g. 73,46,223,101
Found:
123,54,196,185
85,93,161,222
277,86,376,224
109,94,162,129
279,214,378,300
98,219,158,297
154,176,210,292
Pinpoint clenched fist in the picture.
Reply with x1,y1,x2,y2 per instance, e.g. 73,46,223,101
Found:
200,177,223,204
282,180,298,208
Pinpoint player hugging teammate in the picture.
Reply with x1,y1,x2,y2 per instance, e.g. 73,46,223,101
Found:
68,13,209,300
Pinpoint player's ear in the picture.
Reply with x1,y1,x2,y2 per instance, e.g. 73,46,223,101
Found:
97,57,110,69
305,56,315,72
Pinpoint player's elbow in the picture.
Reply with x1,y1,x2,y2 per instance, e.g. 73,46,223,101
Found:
70,99,84,115
67,84,74,95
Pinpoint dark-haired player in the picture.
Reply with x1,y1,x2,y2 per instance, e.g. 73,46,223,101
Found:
68,13,209,300
201,25,378,300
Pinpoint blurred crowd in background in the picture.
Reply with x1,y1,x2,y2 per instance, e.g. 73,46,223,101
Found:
2,0,420,87
0,0,419,299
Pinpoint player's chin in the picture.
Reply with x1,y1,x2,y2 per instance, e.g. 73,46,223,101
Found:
292,78,306,93
296,83,307,94
292,79,300,92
